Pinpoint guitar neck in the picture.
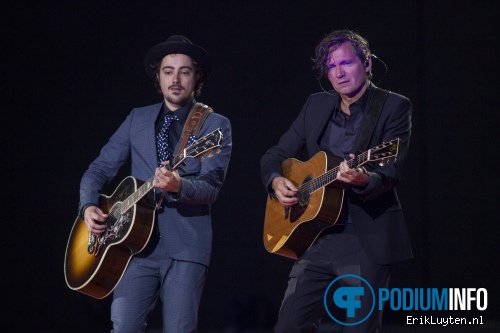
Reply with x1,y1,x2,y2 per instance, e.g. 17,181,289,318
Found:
301,138,401,194
120,128,222,215
119,176,156,215
115,128,223,215
119,150,186,215
302,151,369,193
118,150,187,214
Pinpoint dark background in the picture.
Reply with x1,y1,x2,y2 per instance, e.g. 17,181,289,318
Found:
3,1,499,332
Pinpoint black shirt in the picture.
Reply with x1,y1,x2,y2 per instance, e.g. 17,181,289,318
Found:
155,99,195,158
319,88,370,159
319,88,370,216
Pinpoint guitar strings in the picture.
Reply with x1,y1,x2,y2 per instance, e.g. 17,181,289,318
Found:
297,139,397,195
297,151,369,195
115,130,221,219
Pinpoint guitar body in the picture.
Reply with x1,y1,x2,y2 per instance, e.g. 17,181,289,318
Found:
64,176,155,299
263,152,345,259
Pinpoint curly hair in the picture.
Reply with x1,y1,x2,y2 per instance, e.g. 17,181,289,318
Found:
313,30,372,80
151,58,204,97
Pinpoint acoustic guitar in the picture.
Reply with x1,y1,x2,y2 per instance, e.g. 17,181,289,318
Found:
64,128,223,299
263,139,400,259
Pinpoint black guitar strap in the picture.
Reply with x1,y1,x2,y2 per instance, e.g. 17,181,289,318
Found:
352,87,389,156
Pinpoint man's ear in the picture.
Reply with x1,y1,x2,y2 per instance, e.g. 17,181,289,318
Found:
364,56,371,71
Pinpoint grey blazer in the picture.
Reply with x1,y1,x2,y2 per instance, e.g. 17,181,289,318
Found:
80,101,232,266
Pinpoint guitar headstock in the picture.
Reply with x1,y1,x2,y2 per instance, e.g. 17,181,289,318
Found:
366,138,400,166
172,128,223,169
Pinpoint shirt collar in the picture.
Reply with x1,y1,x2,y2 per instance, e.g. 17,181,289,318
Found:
334,81,372,114
161,99,196,123
352,82,371,112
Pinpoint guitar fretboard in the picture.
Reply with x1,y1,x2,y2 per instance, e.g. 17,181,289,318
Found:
110,128,222,216
299,151,369,195
119,176,156,215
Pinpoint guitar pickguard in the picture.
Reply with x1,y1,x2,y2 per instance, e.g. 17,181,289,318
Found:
94,207,132,256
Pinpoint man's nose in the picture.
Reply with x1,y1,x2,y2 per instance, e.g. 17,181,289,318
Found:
335,66,345,78
172,71,180,83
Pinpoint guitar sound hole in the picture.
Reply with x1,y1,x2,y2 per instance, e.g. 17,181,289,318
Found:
288,177,311,223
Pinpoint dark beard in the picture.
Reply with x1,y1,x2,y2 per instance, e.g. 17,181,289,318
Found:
166,94,191,107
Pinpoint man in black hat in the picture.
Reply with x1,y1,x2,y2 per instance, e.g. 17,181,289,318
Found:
78,35,232,332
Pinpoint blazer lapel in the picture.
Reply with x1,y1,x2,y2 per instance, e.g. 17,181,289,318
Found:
310,92,338,153
145,103,163,169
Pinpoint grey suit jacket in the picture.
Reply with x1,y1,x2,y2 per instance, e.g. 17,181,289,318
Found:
261,84,412,265
80,101,232,266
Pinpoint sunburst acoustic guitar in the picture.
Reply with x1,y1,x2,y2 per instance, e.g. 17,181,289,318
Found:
64,128,223,299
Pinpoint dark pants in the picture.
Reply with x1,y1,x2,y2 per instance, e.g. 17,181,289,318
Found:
274,224,390,333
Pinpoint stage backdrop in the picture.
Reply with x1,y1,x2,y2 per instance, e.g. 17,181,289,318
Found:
3,1,499,332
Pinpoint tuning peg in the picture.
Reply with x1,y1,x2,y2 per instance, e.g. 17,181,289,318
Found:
200,155,205,162
379,161,385,166
216,148,221,154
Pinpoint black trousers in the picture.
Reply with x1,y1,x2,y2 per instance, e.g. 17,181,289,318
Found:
274,224,391,333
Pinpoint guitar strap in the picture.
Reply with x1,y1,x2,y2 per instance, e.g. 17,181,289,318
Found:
156,102,213,210
352,86,389,157
175,102,214,156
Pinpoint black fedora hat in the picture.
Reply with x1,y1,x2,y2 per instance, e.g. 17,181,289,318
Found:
144,35,212,80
